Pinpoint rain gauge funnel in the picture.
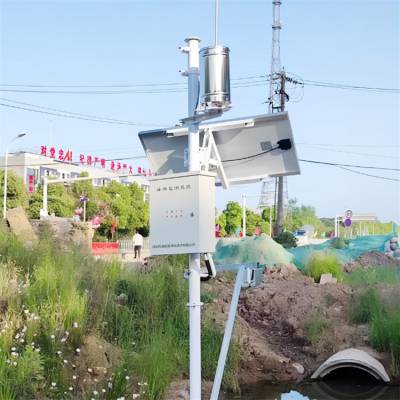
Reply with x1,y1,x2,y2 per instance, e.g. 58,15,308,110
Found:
199,45,231,112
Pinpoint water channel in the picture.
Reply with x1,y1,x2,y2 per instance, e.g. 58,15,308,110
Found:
225,370,400,400
226,382,400,400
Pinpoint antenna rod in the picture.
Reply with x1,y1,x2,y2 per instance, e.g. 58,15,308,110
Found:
214,0,219,46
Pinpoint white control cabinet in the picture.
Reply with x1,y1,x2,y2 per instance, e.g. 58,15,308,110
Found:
149,172,216,255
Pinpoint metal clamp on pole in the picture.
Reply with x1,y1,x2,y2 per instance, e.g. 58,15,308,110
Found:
201,253,217,281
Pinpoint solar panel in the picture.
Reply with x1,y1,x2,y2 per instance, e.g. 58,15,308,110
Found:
139,112,300,186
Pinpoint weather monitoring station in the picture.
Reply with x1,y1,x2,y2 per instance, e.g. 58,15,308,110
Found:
139,1,299,399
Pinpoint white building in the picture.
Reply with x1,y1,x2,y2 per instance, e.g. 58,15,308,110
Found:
0,151,149,199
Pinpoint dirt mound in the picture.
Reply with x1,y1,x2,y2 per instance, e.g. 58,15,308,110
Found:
205,266,386,385
344,251,400,272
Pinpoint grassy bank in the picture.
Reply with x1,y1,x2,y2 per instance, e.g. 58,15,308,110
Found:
0,225,239,399
350,286,400,376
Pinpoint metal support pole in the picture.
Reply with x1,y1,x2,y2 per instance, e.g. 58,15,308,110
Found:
334,216,338,238
242,195,246,237
183,36,202,400
210,266,244,400
2,146,9,219
269,207,272,236
83,200,87,222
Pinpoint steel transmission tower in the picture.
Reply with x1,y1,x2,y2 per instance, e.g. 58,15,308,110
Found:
258,0,288,236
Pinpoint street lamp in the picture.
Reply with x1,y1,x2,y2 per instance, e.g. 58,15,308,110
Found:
2,133,27,219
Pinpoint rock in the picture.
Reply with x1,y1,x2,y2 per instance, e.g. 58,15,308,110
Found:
319,273,337,285
32,217,93,250
80,335,122,377
6,207,38,244
292,362,305,374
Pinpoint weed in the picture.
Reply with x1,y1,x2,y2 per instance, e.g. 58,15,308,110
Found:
306,314,330,345
201,290,217,304
324,292,337,307
304,251,343,283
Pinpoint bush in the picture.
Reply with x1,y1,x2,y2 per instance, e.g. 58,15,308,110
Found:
304,251,343,282
274,231,297,248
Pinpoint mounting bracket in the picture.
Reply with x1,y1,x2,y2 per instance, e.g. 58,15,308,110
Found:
199,128,229,189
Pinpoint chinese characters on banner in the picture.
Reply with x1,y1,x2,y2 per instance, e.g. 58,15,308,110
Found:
28,175,35,193
40,145,151,176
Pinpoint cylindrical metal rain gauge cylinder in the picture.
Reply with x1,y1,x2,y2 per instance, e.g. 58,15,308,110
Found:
199,45,231,111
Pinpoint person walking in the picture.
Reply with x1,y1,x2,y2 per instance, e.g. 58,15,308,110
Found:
133,230,143,260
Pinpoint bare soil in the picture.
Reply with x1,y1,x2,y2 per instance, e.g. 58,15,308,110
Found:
203,264,396,386
344,251,400,272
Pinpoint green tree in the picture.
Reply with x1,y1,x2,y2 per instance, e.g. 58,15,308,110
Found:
215,212,227,237
245,209,263,236
95,181,149,239
0,170,28,211
284,199,327,237
28,182,75,219
48,184,75,217
223,201,242,236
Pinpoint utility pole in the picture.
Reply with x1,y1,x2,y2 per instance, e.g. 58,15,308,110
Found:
275,71,286,236
267,0,287,237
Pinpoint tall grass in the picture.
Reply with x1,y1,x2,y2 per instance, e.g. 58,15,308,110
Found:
0,225,239,399
350,287,382,324
351,288,400,375
345,266,400,286
304,251,343,283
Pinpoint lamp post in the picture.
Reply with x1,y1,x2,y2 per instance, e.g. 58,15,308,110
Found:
2,133,27,219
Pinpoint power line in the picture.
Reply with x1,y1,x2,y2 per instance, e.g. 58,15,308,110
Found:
0,102,164,127
0,81,269,95
0,75,398,94
302,79,399,93
298,144,399,159
335,166,399,182
0,97,166,126
299,159,400,171
298,142,399,148
0,75,266,89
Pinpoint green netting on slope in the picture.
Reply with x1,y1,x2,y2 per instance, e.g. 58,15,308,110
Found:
214,234,392,270
288,234,392,269
214,234,294,267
